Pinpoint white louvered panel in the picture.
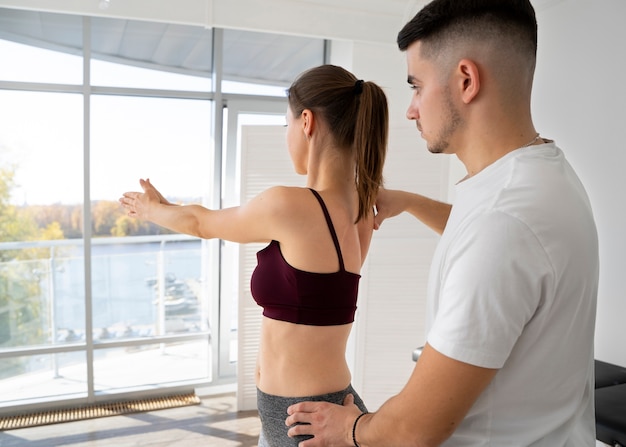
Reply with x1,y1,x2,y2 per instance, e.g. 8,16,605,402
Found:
351,123,451,411
385,125,450,193
380,125,452,239
354,236,438,411
237,125,303,411
236,293,264,411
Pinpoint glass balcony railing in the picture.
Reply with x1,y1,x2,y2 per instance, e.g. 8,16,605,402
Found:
0,235,217,408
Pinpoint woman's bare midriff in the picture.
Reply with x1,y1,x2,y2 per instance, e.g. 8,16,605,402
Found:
256,316,353,397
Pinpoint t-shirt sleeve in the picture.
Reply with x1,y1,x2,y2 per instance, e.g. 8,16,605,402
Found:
427,210,552,369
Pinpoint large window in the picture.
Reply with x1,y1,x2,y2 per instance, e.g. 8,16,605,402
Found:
0,7,324,412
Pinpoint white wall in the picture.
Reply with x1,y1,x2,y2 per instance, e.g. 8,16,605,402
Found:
532,0,626,367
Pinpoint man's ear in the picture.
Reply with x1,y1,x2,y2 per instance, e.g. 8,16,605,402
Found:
457,58,480,104
301,109,314,139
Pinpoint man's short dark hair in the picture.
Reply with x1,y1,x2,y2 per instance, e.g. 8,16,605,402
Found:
397,0,537,58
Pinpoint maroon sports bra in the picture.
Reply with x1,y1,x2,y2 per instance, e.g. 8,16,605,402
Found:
250,189,360,326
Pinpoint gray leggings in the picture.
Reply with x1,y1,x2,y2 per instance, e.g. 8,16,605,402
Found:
257,385,367,447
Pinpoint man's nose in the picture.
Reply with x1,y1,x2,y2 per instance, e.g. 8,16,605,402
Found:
406,101,419,120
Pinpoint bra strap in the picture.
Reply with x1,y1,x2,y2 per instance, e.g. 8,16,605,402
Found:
308,188,346,271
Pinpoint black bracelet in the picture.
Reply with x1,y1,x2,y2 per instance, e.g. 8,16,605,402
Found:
352,412,368,447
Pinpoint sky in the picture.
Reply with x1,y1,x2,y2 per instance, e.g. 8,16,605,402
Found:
0,39,286,206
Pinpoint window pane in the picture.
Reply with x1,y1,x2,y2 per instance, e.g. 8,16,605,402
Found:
91,59,211,91
0,257,58,348
222,80,288,96
90,95,213,388
93,340,210,391
0,8,83,84
91,238,207,339
91,95,213,202
0,90,85,353
0,351,87,404
0,88,86,405
0,90,84,206
90,17,212,91
51,246,87,341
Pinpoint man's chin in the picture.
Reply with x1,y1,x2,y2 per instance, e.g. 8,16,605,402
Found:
427,143,446,154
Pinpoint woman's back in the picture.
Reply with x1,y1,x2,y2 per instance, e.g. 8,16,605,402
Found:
253,186,373,396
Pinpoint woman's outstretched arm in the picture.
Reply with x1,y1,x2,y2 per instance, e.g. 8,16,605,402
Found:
120,178,287,243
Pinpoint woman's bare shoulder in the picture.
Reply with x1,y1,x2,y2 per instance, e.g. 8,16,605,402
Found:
253,186,316,220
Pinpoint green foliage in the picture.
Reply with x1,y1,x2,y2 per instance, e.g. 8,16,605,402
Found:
0,167,52,352
0,166,13,202
29,204,82,240
0,257,47,351
0,168,40,261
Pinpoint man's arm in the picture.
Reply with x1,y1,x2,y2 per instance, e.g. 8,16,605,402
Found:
286,343,497,447
375,189,452,235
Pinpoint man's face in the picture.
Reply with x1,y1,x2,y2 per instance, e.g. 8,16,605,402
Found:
405,41,462,155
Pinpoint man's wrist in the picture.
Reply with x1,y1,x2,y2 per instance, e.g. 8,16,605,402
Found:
352,412,369,447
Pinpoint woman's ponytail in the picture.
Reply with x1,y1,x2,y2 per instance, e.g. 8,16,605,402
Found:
353,81,388,222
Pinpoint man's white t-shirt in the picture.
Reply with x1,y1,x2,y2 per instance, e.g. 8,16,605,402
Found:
427,142,599,446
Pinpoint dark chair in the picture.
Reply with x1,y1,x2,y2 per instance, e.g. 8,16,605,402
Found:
595,360,626,447
596,360,626,389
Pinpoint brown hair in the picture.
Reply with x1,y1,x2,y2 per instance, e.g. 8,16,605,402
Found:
287,64,388,222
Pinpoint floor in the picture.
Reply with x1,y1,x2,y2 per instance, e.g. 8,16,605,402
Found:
0,394,612,447
0,393,261,447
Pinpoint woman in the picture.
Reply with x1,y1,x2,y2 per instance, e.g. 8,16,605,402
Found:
120,64,388,446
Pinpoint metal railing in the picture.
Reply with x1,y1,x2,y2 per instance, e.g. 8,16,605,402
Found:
0,235,222,409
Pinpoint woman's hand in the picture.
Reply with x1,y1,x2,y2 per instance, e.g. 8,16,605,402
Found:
374,188,405,230
120,178,171,220
374,188,451,235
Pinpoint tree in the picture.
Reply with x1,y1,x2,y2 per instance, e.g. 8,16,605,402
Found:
92,200,124,236
30,204,81,239
0,166,47,355
0,167,40,260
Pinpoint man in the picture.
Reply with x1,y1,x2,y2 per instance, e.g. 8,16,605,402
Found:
285,0,599,446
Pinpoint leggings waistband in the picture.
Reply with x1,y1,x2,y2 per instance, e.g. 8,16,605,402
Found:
257,384,367,419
